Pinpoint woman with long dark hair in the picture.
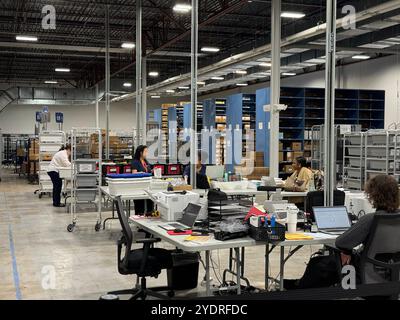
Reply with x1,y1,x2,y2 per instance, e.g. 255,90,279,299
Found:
131,145,153,215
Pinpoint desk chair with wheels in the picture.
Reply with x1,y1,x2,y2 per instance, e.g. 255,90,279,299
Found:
106,196,174,300
305,190,345,221
359,213,400,299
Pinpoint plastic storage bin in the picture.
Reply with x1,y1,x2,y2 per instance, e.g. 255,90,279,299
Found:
346,168,362,179
76,160,97,173
366,146,390,158
346,146,362,157
348,158,363,167
106,174,152,196
348,136,362,145
76,175,97,188
39,135,64,144
367,159,391,171
76,189,97,201
368,135,394,145
40,145,60,153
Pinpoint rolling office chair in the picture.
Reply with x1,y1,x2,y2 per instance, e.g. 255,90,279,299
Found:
304,190,346,221
106,196,174,300
359,213,400,299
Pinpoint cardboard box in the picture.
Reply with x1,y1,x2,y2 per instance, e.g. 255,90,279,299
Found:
279,152,284,162
291,142,302,151
173,185,193,191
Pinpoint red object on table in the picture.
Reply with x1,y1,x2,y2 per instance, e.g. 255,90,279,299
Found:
167,230,192,236
244,206,268,221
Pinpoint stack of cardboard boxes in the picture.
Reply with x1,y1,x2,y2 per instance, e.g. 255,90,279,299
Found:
235,151,269,180
90,132,130,160
28,139,39,161
282,142,303,174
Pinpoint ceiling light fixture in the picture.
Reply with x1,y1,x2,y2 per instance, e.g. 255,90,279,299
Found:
123,82,132,87
148,71,159,77
121,42,135,49
235,70,247,75
178,86,190,90
282,72,296,76
44,81,58,84
259,62,272,67
197,81,206,85
151,95,161,99
16,35,38,42
236,83,248,87
55,68,70,72
281,12,305,19
173,4,192,13
166,89,175,93
211,76,224,80
352,55,371,60
201,47,220,53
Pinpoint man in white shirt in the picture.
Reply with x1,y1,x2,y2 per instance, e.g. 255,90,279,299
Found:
47,144,71,207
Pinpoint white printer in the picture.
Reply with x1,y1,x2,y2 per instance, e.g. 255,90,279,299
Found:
153,191,201,221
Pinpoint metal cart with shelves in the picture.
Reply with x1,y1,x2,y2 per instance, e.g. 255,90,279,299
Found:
343,132,365,190
35,131,66,198
68,128,102,232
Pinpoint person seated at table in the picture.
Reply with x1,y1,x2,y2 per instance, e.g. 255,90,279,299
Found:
183,150,210,189
284,174,400,290
131,145,153,215
284,156,313,192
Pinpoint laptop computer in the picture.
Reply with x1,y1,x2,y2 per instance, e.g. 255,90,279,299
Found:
160,203,202,231
313,206,352,235
206,165,225,180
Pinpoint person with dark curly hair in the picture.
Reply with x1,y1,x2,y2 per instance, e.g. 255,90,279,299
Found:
284,174,400,290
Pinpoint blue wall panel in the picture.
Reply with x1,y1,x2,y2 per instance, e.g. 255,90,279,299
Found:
256,88,271,167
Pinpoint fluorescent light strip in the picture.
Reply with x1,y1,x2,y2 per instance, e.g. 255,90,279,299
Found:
16,35,38,42
235,70,247,74
166,89,175,93
197,81,206,85
121,42,135,49
201,47,220,53
151,95,161,99
236,83,248,86
123,82,132,87
281,12,305,19
282,72,296,76
259,62,271,67
55,68,70,72
178,86,189,90
45,81,58,84
148,71,159,77
211,77,224,80
173,4,192,13
352,55,370,60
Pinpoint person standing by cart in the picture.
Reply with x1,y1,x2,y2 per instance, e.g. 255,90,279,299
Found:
47,144,72,207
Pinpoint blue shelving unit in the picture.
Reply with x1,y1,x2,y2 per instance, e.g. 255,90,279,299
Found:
257,87,385,178
225,93,256,172
256,88,271,167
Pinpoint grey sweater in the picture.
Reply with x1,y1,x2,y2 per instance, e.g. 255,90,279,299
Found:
335,212,376,255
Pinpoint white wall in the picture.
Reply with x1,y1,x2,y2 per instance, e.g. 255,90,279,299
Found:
2,55,400,134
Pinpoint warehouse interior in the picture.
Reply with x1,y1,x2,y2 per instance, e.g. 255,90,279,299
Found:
1,0,400,301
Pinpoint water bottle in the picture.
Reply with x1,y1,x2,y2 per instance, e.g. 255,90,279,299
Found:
271,214,276,234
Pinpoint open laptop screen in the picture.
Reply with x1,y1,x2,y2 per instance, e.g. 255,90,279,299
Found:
180,203,202,228
313,206,351,230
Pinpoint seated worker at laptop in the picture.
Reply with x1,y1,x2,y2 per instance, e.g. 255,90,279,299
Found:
284,156,313,192
183,151,210,189
284,175,400,290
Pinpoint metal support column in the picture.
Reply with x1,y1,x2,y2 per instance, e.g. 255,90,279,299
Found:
135,0,143,147
105,5,110,159
95,84,99,128
141,56,147,145
190,0,198,189
324,0,337,206
269,0,281,178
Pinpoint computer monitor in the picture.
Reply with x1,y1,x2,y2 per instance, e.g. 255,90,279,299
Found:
313,206,351,230
206,165,225,180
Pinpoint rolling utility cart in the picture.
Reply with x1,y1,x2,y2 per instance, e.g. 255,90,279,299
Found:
343,132,366,190
35,131,66,198
68,128,102,232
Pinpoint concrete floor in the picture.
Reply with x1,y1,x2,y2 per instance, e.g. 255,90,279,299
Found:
0,168,319,300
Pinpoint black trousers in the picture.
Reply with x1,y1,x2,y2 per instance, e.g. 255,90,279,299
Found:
48,171,62,206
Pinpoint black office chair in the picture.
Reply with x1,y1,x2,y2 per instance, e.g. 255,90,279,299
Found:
359,213,400,299
106,196,174,300
304,190,346,221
